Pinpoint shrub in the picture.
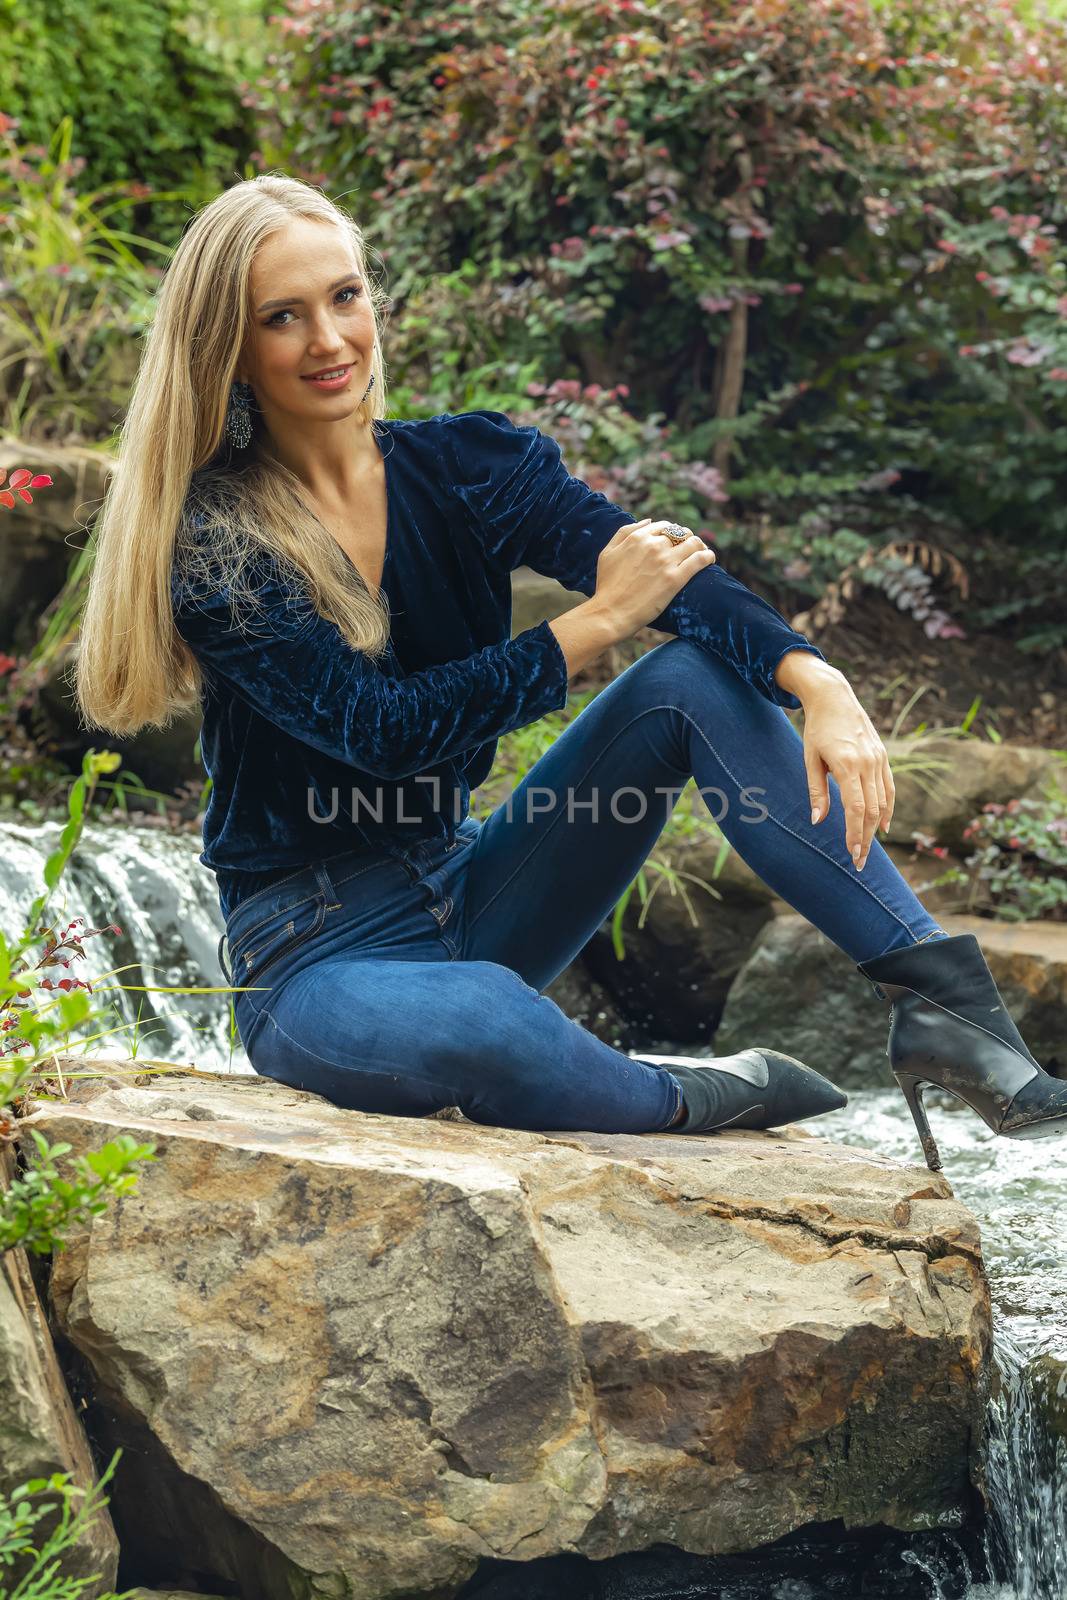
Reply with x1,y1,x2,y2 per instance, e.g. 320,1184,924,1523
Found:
0,118,168,440
0,0,258,249
249,0,1067,650
916,780,1067,921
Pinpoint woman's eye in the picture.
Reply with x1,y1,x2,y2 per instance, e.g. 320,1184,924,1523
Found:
265,285,362,327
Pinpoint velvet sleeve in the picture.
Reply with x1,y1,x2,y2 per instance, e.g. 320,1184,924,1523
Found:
441,407,827,711
170,546,570,782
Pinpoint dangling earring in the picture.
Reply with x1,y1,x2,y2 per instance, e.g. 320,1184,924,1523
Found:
226,380,254,450
361,371,376,405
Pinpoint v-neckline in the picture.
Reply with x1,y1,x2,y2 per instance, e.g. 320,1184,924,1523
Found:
370,419,394,599
331,419,395,600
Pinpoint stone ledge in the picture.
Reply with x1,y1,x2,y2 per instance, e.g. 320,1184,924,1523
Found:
19,1067,992,1600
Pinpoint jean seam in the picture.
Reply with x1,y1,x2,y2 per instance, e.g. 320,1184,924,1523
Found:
677,707,930,943
227,847,385,922
229,889,326,956
329,858,395,893
466,698,932,949
240,898,327,980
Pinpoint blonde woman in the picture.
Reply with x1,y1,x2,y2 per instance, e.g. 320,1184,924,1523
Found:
77,175,1066,1167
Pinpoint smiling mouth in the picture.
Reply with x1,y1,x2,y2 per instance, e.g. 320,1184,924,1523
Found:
302,365,353,380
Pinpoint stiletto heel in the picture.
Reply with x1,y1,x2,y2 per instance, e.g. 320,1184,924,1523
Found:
894,1072,943,1172
858,933,1067,1170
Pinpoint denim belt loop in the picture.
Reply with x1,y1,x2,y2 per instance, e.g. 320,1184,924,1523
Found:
314,859,343,909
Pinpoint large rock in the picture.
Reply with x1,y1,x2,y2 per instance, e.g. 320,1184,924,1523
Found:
510,567,586,637
579,829,777,1046
38,642,204,800
716,912,1067,1088
715,915,886,1091
885,737,1066,852
30,1066,991,1600
542,960,639,1050
0,1142,120,1597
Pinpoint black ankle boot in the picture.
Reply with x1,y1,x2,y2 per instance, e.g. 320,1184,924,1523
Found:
857,932,1067,1171
635,1048,847,1134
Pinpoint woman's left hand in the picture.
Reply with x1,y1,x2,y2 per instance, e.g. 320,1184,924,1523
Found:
799,670,895,872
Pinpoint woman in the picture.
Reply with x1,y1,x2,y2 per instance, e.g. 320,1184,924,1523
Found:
76,174,1067,1169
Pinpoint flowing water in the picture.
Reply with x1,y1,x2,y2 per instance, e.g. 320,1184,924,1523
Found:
1,820,1064,1600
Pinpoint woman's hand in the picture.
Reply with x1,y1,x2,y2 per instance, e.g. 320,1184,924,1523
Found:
794,665,895,871
589,517,717,637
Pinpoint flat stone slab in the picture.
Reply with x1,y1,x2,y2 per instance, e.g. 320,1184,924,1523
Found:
25,1066,992,1600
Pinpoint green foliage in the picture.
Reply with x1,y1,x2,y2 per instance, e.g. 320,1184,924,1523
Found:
923,780,1067,921
0,1452,140,1598
0,1118,156,1258
0,119,173,439
248,0,1067,651
0,0,258,249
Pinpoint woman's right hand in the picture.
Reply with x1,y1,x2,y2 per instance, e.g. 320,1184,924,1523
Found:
590,518,717,637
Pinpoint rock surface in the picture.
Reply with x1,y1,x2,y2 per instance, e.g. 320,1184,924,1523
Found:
885,736,1066,852
27,1067,991,1600
0,1142,120,1599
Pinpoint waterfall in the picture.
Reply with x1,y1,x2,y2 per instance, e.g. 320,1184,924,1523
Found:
978,1323,1067,1599
0,817,248,1077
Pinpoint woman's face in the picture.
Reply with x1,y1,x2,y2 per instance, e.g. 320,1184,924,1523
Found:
238,217,377,427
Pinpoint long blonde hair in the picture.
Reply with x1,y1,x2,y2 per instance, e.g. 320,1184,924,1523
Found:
74,173,393,738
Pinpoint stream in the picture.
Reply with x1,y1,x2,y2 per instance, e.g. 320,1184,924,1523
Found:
1,819,1063,1600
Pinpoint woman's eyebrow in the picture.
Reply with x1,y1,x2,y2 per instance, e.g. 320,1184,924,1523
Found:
257,274,360,313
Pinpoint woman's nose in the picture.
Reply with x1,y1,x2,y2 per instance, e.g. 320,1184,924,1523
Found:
305,315,347,352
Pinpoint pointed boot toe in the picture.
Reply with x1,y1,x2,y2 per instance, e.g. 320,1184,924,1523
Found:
637,1047,847,1135
759,1049,850,1122
999,1074,1067,1140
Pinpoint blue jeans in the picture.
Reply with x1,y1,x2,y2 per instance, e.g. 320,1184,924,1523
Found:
218,640,946,1133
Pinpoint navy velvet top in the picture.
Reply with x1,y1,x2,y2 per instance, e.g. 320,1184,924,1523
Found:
170,409,826,919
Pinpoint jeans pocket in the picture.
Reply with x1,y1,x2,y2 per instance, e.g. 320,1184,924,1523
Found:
229,891,328,986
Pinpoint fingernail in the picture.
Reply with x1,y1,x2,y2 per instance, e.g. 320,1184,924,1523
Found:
851,844,861,861
811,808,820,825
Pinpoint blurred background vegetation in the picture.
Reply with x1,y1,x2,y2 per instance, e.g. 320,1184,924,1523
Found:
3,0,1067,763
